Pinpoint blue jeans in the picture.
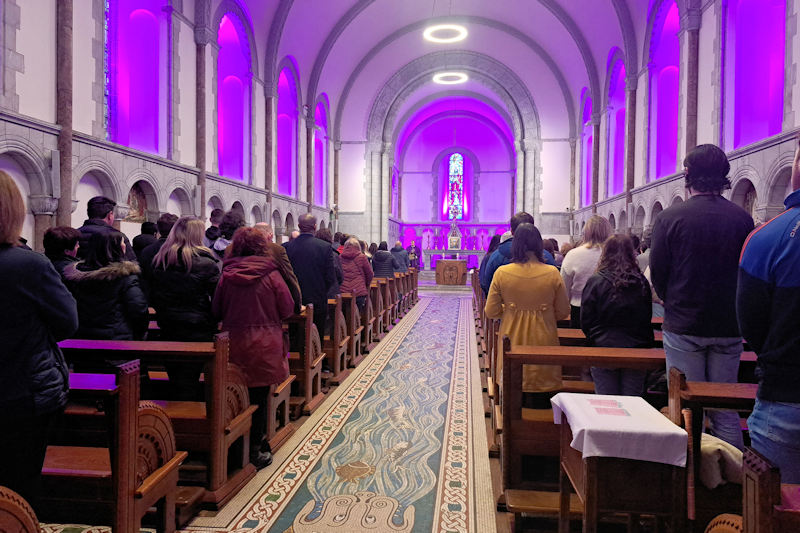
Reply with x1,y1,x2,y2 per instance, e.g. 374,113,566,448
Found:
590,367,646,396
748,398,800,483
662,331,744,450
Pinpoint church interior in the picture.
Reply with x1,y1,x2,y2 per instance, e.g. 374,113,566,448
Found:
1,0,799,532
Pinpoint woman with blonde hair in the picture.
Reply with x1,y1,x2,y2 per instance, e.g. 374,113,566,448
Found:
560,215,613,327
0,171,78,509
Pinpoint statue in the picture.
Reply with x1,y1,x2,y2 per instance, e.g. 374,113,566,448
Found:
447,220,461,250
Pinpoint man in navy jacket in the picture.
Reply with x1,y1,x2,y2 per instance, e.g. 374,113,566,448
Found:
737,136,800,482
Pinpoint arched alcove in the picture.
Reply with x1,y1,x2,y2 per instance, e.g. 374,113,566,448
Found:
768,167,793,208
579,88,593,207
206,195,224,221
608,213,616,230
648,0,680,180
606,52,626,197
251,205,263,224
231,201,245,217
284,212,295,235
634,205,647,234
671,195,684,206
650,201,664,225
217,13,252,181
121,179,159,239
72,170,118,228
731,178,757,221
166,187,192,215
277,63,299,197
618,210,628,231
0,155,36,244
314,98,329,206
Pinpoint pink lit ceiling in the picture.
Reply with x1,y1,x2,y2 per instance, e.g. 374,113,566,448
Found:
213,0,674,142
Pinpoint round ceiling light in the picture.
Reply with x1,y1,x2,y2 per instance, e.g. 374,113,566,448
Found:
432,71,469,85
423,24,468,43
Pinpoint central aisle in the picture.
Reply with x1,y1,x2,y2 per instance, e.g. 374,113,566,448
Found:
183,292,495,533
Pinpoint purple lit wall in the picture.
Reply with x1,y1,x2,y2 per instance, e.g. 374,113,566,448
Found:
439,153,471,221
606,62,626,197
277,69,297,196
649,2,680,179
107,0,163,154
731,0,785,148
217,15,251,181
581,90,593,207
313,102,327,206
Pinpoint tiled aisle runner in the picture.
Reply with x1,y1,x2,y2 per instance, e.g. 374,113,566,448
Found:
183,293,494,533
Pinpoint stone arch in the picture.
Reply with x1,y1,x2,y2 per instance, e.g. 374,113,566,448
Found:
284,212,295,234
767,167,792,208
633,204,647,234
263,0,292,93
251,204,263,224
207,194,224,211
72,161,121,201
608,212,616,230
618,209,628,230
670,194,684,206
730,177,757,220
211,0,259,77
650,201,664,225
643,0,690,65
231,201,245,217
166,186,193,215
271,208,283,235
276,55,303,109
0,137,51,197
125,178,161,222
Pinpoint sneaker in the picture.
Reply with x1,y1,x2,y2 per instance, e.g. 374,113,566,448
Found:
250,450,273,470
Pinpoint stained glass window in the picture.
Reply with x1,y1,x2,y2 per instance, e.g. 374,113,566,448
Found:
447,153,464,220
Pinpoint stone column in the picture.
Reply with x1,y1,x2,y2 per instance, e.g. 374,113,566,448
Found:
265,93,276,193
195,21,214,218
368,144,382,242
381,145,391,241
56,0,73,227
591,116,601,211
522,140,537,214
514,140,525,212
683,10,701,154
333,141,340,226
30,196,58,252
624,81,637,204
569,138,577,212
306,118,315,211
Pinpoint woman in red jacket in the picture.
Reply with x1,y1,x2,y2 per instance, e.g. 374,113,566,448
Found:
339,237,374,312
212,227,295,469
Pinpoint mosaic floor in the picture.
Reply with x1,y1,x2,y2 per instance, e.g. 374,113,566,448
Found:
43,293,494,533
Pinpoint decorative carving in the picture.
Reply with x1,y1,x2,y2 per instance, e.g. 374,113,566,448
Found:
27,195,59,215
136,401,177,487
225,363,251,426
288,492,414,532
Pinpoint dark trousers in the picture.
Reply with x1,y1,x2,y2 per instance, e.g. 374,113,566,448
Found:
0,409,60,512
570,305,581,328
355,295,367,313
313,307,328,345
247,387,271,455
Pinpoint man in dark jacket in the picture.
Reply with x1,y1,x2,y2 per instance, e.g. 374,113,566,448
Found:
76,196,135,260
736,136,800,482
43,226,81,281
391,241,410,272
284,213,335,339
650,144,754,450
132,221,158,263
480,212,555,295
203,208,224,248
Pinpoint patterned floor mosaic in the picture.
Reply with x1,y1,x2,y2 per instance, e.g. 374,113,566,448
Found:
41,293,493,533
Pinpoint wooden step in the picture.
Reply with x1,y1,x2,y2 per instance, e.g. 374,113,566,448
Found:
43,446,111,478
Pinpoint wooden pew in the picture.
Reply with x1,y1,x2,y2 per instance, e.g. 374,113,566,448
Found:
409,267,419,303
323,295,351,385
359,290,376,353
286,304,326,417
0,486,40,533
58,334,257,509
557,327,664,348
384,276,399,325
42,362,187,533
740,447,800,533
371,280,386,338
341,292,365,366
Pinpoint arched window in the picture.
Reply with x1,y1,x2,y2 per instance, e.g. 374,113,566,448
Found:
447,153,464,220
277,67,298,197
580,89,593,207
648,1,680,180
106,0,167,155
724,0,785,149
217,14,252,182
313,101,328,206
606,59,626,197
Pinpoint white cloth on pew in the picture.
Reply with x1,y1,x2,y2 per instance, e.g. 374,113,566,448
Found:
551,393,687,467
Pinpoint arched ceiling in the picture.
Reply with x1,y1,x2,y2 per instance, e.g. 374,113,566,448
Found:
211,0,663,143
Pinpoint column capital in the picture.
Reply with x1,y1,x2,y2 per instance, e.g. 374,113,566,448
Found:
29,195,59,215
334,141,342,151
194,25,215,46
681,9,701,32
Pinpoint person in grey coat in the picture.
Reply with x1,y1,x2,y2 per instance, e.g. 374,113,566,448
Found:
390,241,410,272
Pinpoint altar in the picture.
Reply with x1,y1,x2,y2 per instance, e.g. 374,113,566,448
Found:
422,249,486,270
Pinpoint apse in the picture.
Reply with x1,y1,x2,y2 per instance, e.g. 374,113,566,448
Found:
649,1,680,179
606,56,626,197
106,0,165,155
217,14,252,182
277,66,298,197
726,0,785,149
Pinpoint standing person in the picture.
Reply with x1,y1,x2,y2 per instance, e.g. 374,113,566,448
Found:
212,227,295,469
253,223,303,313
484,223,570,404
340,237,374,312
550,239,564,267
139,212,179,283
580,234,654,395
391,240,409,272
371,241,399,279
368,243,378,263
480,212,556,296
650,144,754,449
479,234,502,278
132,221,158,263
212,210,245,258
284,214,336,340
204,208,224,248
560,215,613,327
43,226,81,281
360,240,371,263
65,231,149,340
637,231,652,273
76,196,135,260
0,171,78,512
406,241,420,270
316,227,344,299
737,136,800,481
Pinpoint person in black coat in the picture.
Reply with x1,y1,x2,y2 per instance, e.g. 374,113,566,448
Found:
132,221,158,263
139,213,179,282
43,226,81,281
580,234,653,396
372,241,399,278
0,171,78,511
316,227,344,299
284,213,335,339
64,231,149,340
76,196,135,261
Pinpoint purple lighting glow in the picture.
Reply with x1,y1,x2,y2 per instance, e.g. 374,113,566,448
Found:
581,89,593,207
313,101,327,206
606,59,626,197
277,67,298,196
217,14,251,181
649,1,680,179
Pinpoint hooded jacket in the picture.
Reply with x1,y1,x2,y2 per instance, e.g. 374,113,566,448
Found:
64,260,149,340
212,255,295,387
372,249,399,278
150,248,221,341
580,271,654,348
1,245,77,416
340,246,374,297
391,245,410,272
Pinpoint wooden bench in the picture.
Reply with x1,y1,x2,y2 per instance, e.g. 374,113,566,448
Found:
740,447,800,533
0,486,40,533
341,292,365,366
286,304,326,417
359,290,377,353
59,334,256,509
409,267,419,303
384,276,399,325
323,295,351,385
557,327,664,348
371,280,386,339
42,362,187,533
